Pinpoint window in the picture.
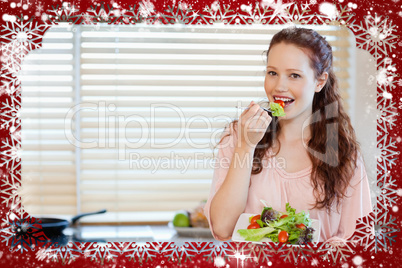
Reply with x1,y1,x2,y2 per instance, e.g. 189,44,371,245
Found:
20,23,354,223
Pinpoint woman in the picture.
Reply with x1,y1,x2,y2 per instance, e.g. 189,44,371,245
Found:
204,27,372,243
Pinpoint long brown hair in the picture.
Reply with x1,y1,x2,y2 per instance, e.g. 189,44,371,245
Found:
223,27,360,212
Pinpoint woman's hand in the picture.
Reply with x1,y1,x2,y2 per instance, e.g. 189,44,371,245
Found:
237,101,272,150
209,101,272,239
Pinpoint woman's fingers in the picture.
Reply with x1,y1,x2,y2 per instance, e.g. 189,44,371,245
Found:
253,109,269,132
245,107,268,132
237,102,272,148
257,112,272,131
242,102,262,119
240,101,255,116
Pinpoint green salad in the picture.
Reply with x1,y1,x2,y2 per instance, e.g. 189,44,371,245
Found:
237,203,315,244
269,102,286,117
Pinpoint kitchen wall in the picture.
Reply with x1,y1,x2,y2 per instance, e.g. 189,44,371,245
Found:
353,48,379,206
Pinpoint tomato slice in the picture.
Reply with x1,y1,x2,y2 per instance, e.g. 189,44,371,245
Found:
278,230,289,243
280,214,288,219
247,222,260,229
250,214,261,224
296,223,306,230
274,100,285,108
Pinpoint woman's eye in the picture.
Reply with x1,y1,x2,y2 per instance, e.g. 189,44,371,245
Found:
290,73,301,79
267,71,277,76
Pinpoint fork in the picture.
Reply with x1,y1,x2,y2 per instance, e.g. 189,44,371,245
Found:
260,199,269,207
235,105,271,113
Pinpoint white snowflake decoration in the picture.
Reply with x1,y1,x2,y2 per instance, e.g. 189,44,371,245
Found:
200,3,236,24
161,3,200,24
354,14,398,59
351,203,398,252
317,241,356,264
139,0,155,18
0,93,21,130
377,173,398,208
123,242,158,263
0,206,48,253
44,3,80,24
1,165,21,209
236,3,273,24
163,243,197,263
43,242,81,264
1,16,50,51
0,132,21,170
278,243,315,264
267,0,294,19
84,242,121,265
377,134,398,172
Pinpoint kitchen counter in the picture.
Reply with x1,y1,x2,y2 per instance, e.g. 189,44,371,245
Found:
49,224,216,246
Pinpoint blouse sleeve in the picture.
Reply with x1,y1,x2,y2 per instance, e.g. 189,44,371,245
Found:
204,123,238,240
325,154,373,244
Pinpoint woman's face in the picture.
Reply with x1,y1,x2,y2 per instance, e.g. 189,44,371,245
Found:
264,42,325,121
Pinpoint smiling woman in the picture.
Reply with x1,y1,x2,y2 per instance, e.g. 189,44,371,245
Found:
205,27,374,243
18,23,371,225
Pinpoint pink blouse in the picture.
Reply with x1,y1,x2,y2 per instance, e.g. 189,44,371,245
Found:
204,124,373,243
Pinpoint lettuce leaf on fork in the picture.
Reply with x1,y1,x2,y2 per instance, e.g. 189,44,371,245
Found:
269,102,286,117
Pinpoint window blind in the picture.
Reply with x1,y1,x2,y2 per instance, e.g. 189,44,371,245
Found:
20,24,77,215
20,23,352,223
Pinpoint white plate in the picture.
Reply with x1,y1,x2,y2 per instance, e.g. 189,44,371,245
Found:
168,222,213,238
231,213,320,244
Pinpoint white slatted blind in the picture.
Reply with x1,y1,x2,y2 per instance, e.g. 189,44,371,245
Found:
20,24,77,215
20,23,352,223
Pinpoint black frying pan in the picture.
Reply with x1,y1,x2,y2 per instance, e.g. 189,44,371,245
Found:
39,209,107,238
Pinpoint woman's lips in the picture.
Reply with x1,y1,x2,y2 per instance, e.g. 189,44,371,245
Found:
284,100,295,108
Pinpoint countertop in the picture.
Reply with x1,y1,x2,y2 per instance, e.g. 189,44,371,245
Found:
48,224,216,246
